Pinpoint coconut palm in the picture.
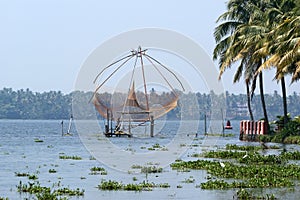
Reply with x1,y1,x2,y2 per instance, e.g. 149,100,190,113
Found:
213,0,270,126
255,0,299,125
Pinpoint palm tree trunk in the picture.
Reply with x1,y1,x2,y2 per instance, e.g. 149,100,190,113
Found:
259,72,270,132
281,77,288,125
246,82,254,121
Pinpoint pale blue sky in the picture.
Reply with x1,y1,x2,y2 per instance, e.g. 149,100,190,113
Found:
0,0,298,95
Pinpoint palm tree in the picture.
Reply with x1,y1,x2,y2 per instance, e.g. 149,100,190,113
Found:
255,0,299,125
214,0,270,127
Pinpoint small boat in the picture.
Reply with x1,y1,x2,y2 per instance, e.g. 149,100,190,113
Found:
224,120,232,129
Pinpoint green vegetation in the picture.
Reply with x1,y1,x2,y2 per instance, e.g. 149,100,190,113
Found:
182,176,195,184
140,166,163,173
1,88,300,121
235,189,277,200
59,155,82,160
15,172,30,177
147,143,168,151
89,166,107,175
259,116,300,144
48,169,57,173
225,144,262,151
214,0,300,132
34,138,44,143
98,180,170,191
15,172,38,180
171,147,300,190
17,181,84,199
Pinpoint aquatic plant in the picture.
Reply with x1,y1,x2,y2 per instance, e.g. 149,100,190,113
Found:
15,172,30,177
59,155,82,160
147,143,168,151
152,143,161,148
283,136,300,144
238,154,286,165
235,189,277,200
15,172,38,180
205,133,234,137
225,144,262,151
98,180,123,190
89,156,96,160
17,181,84,198
171,158,300,190
157,183,170,188
98,180,169,191
202,150,247,159
34,138,44,143
281,151,300,160
28,174,38,180
200,177,293,189
0,197,9,200
131,165,143,169
89,166,107,175
182,176,195,183
90,166,105,172
48,169,57,173
202,150,290,165
123,183,142,191
140,166,163,173
55,187,84,196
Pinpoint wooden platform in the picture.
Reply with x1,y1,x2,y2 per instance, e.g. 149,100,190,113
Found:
104,131,132,137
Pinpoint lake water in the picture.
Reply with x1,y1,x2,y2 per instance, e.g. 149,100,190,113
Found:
0,120,298,199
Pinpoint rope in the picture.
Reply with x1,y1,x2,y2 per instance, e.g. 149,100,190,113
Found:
93,53,134,83
90,55,135,102
144,54,185,92
120,54,138,130
140,47,150,111
144,54,177,96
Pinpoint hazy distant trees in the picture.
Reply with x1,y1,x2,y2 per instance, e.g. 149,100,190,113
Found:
0,88,299,120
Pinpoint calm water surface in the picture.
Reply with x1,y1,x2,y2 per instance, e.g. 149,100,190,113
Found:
0,120,298,199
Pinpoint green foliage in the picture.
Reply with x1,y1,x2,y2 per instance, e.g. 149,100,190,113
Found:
259,116,300,144
89,167,107,175
17,181,84,199
235,189,277,200
90,166,105,172
98,180,123,190
48,169,57,173
140,166,163,173
283,136,300,144
98,180,169,191
0,88,71,119
171,149,300,190
59,155,82,160
1,88,300,120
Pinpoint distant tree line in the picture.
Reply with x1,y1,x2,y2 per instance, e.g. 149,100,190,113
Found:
0,88,299,121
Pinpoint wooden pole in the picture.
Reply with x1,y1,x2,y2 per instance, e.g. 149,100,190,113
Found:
221,109,224,136
150,115,154,137
110,110,113,134
106,109,110,134
129,118,131,135
61,120,64,136
204,114,207,135
67,115,73,134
